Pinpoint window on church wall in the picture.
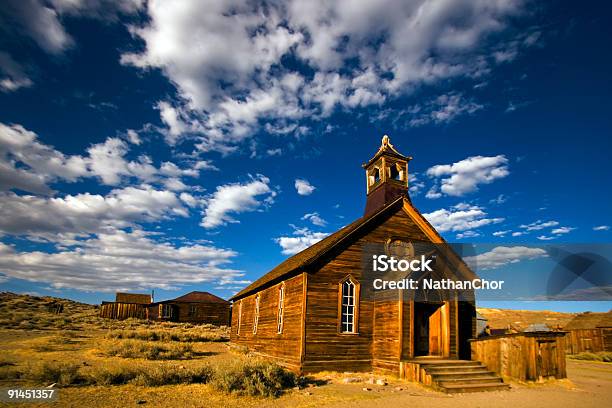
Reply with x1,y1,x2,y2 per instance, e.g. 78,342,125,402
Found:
237,300,243,336
253,295,260,334
339,277,359,333
277,283,285,334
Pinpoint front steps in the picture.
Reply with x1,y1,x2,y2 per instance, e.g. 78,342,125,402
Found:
400,358,510,393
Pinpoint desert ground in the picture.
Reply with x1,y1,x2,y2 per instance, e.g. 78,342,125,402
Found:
0,293,610,408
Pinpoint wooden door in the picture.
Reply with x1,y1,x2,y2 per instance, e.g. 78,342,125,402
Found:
537,340,558,379
428,303,449,357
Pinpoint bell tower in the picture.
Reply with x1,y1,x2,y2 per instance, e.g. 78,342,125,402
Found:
363,135,412,216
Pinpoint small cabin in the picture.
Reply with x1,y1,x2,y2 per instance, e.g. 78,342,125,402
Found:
99,292,152,320
147,291,230,326
229,136,478,375
564,311,612,354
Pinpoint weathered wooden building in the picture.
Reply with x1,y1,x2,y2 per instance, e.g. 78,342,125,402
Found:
148,291,230,326
564,311,612,354
99,292,152,320
230,136,479,377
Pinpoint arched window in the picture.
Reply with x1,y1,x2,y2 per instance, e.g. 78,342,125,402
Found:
339,276,359,333
237,300,243,336
253,295,260,334
277,283,285,334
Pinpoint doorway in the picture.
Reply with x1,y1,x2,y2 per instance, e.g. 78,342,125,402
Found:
413,302,450,357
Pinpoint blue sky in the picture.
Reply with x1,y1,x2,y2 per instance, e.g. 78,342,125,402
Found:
0,0,610,312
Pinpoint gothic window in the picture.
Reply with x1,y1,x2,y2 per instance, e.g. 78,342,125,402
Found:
277,283,285,334
339,276,359,333
253,295,260,334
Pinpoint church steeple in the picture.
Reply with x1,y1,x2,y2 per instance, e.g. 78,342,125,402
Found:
362,135,412,216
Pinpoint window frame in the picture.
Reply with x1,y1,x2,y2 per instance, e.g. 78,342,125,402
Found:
337,275,360,334
188,304,198,317
237,300,243,336
277,283,285,334
253,294,260,334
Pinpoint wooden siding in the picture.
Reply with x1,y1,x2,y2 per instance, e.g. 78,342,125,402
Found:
471,332,567,381
230,274,305,372
565,329,606,354
148,302,230,325
99,302,148,320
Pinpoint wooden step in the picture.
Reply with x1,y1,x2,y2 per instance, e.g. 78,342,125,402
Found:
438,382,511,393
437,376,504,386
429,370,498,379
426,365,487,373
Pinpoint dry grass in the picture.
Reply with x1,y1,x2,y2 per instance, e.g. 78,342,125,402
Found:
569,351,612,362
106,326,228,342
100,339,195,360
210,359,298,397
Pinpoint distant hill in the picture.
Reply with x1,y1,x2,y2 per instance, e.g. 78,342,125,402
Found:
0,291,98,330
477,307,576,331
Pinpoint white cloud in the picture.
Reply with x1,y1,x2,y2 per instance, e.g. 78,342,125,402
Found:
492,230,511,237
408,93,483,127
408,173,425,196
295,178,315,196
0,52,33,92
511,231,525,237
456,230,480,239
593,225,610,231
551,226,575,235
0,228,241,292
201,175,276,229
423,203,503,233
0,185,188,240
464,246,548,270
266,148,282,156
121,0,529,153
275,226,329,255
537,235,555,241
519,220,559,231
0,122,203,194
302,212,327,227
489,194,507,204
426,155,509,197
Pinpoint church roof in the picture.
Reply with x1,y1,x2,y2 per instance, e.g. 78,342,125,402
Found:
230,196,476,301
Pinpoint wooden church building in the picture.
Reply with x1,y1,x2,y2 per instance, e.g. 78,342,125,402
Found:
230,136,477,375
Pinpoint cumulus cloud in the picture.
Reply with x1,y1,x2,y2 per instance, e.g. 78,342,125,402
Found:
426,155,509,197
464,246,548,270
302,212,327,227
0,228,242,292
0,185,188,240
0,122,205,194
295,179,315,196
121,0,531,152
201,175,276,229
423,203,503,234
275,226,329,255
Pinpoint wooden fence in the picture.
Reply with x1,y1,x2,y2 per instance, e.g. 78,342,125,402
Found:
470,332,567,381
